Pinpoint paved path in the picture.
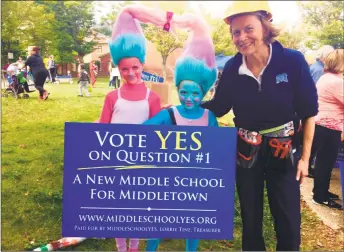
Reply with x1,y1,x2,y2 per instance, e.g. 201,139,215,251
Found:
300,168,343,231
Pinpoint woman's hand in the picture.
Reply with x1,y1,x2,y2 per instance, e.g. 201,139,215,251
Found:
296,157,309,184
161,104,172,109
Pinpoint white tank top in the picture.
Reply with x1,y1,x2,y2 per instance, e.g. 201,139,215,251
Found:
111,88,150,124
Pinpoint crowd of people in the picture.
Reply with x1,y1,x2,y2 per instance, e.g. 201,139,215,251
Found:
1,52,102,100
1,1,343,251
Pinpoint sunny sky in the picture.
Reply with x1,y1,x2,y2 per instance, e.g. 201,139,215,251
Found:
95,1,303,29
189,1,302,26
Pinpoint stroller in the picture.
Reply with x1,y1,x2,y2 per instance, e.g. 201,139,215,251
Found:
2,64,36,99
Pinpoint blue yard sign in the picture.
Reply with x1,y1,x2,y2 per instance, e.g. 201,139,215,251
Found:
141,71,164,83
62,122,237,240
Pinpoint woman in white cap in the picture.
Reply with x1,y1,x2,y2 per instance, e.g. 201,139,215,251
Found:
202,1,318,250
310,45,335,85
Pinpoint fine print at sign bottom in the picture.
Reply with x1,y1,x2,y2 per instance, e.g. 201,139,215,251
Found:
63,123,237,240
74,224,221,234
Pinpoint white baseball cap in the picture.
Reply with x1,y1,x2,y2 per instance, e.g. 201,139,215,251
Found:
316,45,335,59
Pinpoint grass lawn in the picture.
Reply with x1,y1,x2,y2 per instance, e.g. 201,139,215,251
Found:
1,78,343,251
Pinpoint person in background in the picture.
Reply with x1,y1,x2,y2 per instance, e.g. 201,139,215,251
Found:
307,45,335,177
43,54,49,67
48,55,57,83
24,46,50,100
43,55,50,83
77,64,90,97
108,61,121,89
201,2,318,250
3,60,11,71
112,64,121,89
2,60,11,88
67,70,73,84
310,49,344,209
108,61,114,88
310,45,334,85
89,60,98,88
16,56,25,67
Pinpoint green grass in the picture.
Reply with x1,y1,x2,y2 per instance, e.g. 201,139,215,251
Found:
1,78,342,251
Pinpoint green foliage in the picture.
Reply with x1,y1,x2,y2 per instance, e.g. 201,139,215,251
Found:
277,30,304,50
300,1,344,48
36,1,97,62
1,0,97,63
140,1,188,79
144,25,186,78
193,5,236,56
1,1,56,62
84,63,90,72
93,25,112,37
212,21,237,56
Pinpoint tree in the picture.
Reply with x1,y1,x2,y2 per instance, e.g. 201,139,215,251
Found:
1,1,56,61
194,4,237,56
211,20,237,56
36,1,96,62
300,1,344,48
140,1,188,79
65,1,97,61
93,24,112,37
143,26,186,79
277,28,304,50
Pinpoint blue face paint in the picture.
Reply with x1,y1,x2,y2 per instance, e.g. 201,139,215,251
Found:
178,81,204,111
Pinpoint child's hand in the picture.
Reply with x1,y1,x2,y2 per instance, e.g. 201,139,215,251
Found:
161,104,172,109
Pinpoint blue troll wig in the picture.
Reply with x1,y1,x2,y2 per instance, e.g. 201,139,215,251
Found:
175,56,217,95
172,14,217,94
109,5,168,65
109,33,146,65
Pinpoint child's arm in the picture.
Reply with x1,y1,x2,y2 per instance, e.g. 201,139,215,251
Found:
99,92,117,123
148,92,162,118
208,110,219,127
144,109,172,125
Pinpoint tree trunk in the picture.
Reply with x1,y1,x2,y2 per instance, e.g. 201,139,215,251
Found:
162,56,167,81
78,54,84,63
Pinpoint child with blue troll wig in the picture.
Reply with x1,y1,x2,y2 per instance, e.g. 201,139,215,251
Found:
143,12,218,252
97,4,179,251
99,4,170,126
144,13,218,128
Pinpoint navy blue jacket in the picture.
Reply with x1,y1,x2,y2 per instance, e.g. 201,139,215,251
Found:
202,41,318,131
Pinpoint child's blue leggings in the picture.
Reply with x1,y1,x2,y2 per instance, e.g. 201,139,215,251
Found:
146,238,199,251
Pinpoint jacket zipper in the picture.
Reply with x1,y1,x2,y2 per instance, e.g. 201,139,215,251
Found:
258,82,262,92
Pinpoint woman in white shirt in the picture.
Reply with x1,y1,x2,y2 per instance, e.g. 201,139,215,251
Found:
108,61,121,89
